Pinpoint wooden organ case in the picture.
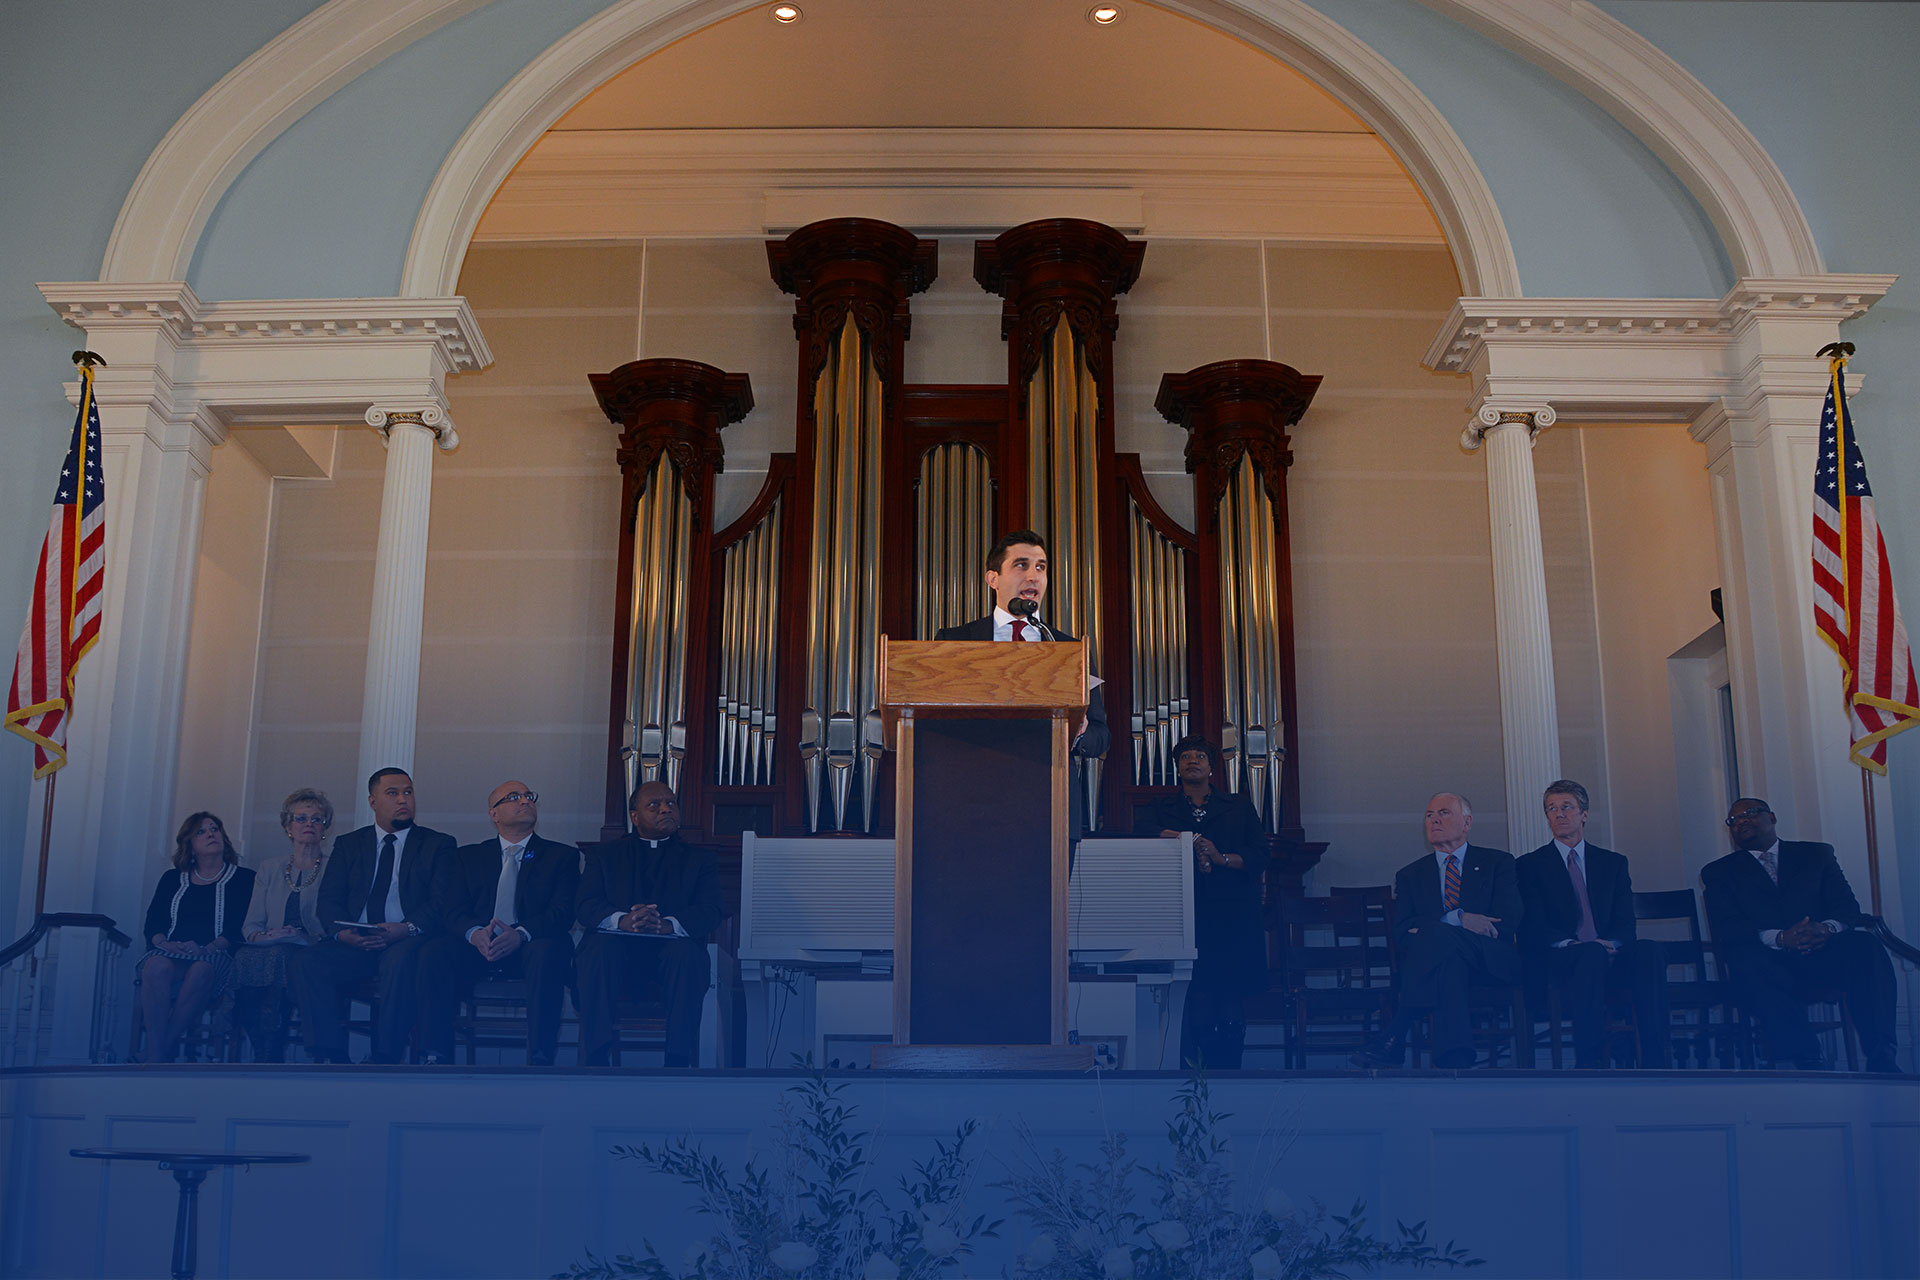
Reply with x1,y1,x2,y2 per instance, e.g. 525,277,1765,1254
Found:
594,218,1325,885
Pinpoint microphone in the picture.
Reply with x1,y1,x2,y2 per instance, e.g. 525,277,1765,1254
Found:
1007,596,1056,640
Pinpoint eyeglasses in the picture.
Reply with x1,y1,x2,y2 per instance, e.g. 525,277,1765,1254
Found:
287,813,330,826
491,790,539,808
1725,809,1770,827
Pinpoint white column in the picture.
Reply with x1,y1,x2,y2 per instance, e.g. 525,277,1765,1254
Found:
356,405,457,825
1464,403,1561,855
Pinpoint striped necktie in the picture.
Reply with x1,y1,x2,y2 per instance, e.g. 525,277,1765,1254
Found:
1443,853,1461,913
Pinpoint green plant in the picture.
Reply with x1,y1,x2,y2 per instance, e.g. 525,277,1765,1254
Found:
560,1071,999,1280
995,1075,1482,1280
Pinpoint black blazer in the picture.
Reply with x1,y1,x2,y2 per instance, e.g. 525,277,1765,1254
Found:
574,833,723,941
1701,840,1864,950
931,615,1111,760
1516,842,1637,954
1392,843,1522,944
434,833,581,944
316,824,457,937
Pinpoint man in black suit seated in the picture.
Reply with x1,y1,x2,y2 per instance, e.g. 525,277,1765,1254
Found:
290,767,456,1064
1703,797,1899,1073
573,780,721,1067
1516,779,1671,1068
1353,792,1522,1069
416,780,580,1066
932,529,1110,834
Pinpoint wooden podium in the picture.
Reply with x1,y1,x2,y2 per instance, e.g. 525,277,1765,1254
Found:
874,636,1096,1069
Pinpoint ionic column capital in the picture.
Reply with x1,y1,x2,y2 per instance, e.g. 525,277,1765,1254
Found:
1462,402,1557,451
366,402,458,451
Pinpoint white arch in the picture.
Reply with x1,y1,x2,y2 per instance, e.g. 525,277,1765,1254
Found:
403,0,1528,297
1425,0,1823,278
100,0,487,283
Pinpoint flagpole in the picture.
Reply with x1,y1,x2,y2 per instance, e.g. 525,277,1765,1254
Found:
1860,767,1883,917
32,771,56,918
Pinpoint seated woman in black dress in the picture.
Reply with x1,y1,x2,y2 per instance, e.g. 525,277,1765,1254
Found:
1134,733,1269,1069
135,812,255,1062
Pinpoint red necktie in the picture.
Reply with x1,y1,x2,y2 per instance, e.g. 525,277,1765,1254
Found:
1443,853,1460,912
1010,620,1028,641
1566,851,1599,942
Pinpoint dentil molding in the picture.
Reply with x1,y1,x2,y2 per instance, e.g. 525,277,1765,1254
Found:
40,281,491,371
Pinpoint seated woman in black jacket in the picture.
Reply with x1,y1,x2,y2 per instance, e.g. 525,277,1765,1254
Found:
135,812,255,1062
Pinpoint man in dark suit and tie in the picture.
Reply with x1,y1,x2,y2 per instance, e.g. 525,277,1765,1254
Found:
1353,792,1522,1069
416,780,580,1066
289,767,457,1063
1516,780,1671,1068
1702,797,1899,1073
573,780,721,1067
933,530,1110,834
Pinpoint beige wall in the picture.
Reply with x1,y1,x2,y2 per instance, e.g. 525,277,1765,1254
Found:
1579,423,1722,891
187,236,1715,892
174,438,275,858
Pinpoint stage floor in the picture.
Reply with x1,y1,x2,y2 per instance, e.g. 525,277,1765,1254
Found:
3,1065,1915,1279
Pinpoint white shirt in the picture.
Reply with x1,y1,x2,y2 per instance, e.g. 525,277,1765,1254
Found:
1431,844,1467,928
1750,841,1844,947
357,824,412,925
598,837,690,937
992,605,1045,641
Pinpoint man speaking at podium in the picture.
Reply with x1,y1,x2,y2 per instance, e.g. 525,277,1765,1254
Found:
936,530,1110,834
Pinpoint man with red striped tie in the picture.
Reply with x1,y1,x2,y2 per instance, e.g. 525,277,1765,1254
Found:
1353,792,1523,1069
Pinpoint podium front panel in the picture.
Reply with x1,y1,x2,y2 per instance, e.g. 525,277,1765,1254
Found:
908,717,1053,1044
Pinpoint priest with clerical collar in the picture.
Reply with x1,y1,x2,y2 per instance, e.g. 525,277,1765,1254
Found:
572,780,721,1067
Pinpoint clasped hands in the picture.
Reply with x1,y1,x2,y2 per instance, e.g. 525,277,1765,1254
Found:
337,921,408,950
1777,916,1834,953
617,903,673,935
469,918,527,962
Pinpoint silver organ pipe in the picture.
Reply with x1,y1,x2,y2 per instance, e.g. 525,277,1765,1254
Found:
714,499,784,788
803,314,885,831
916,443,991,638
1125,496,1193,786
1219,456,1285,831
628,452,694,792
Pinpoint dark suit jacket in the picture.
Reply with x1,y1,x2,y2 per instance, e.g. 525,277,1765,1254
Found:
1392,843,1523,946
316,823,457,937
434,833,581,943
931,615,1111,760
574,833,724,941
1516,842,1637,954
1701,840,1864,950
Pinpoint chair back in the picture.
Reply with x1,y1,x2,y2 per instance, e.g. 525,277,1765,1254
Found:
1276,895,1388,990
1634,887,1708,976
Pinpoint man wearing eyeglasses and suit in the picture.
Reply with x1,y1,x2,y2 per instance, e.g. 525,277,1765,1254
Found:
416,781,580,1066
933,530,1110,837
290,767,457,1064
1703,797,1899,1073
1353,792,1522,1069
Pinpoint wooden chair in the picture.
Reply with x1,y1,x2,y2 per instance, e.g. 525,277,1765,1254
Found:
1270,895,1393,1068
1633,888,1738,1069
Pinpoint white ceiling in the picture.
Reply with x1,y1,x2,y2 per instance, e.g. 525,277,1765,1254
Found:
479,0,1446,245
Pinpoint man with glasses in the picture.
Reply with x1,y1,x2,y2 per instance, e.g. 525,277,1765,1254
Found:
573,780,721,1067
291,767,457,1064
1702,798,1899,1073
417,781,581,1066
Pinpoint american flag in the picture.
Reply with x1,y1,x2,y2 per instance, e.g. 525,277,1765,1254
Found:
5,365,107,777
1811,353,1919,773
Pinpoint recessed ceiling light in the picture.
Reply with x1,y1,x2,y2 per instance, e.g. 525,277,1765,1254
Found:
1088,5,1122,25
771,3,802,22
